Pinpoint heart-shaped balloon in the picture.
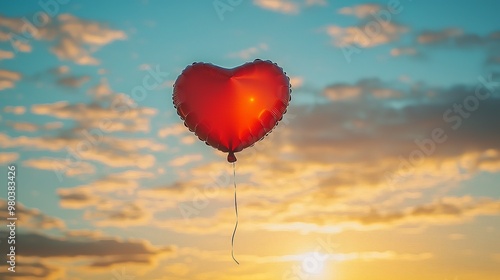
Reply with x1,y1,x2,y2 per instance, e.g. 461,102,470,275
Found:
173,59,291,162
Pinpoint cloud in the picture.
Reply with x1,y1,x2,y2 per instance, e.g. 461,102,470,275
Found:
416,28,500,48
31,99,156,123
57,14,126,45
228,43,269,60
32,98,157,133
406,28,500,63
0,49,14,60
87,78,113,98
24,157,95,177
5,121,63,132
0,14,126,65
335,196,500,228
0,231,171,260
0,152,18,164
0,69,21,90
0,15,37,52
289,82,500,171
289,76,304,88
50,14,127,65
63,170,154,194
57,171,160,227
0,261,64,280
57,75,90,88
177,246,432,264
58,189,101,209
338,4,381,18
77,144,157,168
158,123,186,138
51,36,99,65
57,171,155,211
3,105,26,114
167,192,500,235
180,135,196,145
325,22,408,48
86,202,152,227
0,227,172,278
102,136,165,153
0,133,158,169
56,171,170,227
0,69,21,80
253,0,300,14
0,29,10,41
325,3,410,48
323,78,401,100
12,39,32,52
169,154,203,167
50,65,70,75
0,132,79,151
323,84,362,100
390,46,420,57
137,181,193,200
0,15,44,38
417,28,463,44
7,121,41,132
0,199,65,229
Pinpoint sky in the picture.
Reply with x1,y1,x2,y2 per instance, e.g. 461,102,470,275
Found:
0,0,500,279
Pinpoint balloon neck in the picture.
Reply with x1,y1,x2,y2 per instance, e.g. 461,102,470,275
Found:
227,152,237,163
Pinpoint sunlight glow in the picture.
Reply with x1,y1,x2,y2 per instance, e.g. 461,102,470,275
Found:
300,252,328,276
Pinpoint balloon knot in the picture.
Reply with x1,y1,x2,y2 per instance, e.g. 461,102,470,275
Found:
227,152,237,163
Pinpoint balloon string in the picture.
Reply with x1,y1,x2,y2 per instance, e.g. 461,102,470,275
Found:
231,162,240,265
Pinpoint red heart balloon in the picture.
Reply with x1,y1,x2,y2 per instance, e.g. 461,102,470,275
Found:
173,59,291,162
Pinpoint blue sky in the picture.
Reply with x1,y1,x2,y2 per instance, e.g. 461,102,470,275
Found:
0,1,500,279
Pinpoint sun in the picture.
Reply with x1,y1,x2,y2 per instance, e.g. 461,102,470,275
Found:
300,252,328,276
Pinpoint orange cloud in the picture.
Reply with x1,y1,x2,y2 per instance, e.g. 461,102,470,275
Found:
0,69,21,90
0,133,157,168
0,49,14,60
417,28,463,44
24,157,95,176
169,154,203,167
390,46,419,57
338,4,382,18
253,0,300,14
325,23,408,48
87,78,113,98
0,260,65,280
51,14,126,65
0,231,172,268
228,43,269,60
158,123,187,138
32,98,157,133
0,152,18,164
3,105,26,114
57,75,90,88
0,199,65,229
5,121,63,132
0,14,126,65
